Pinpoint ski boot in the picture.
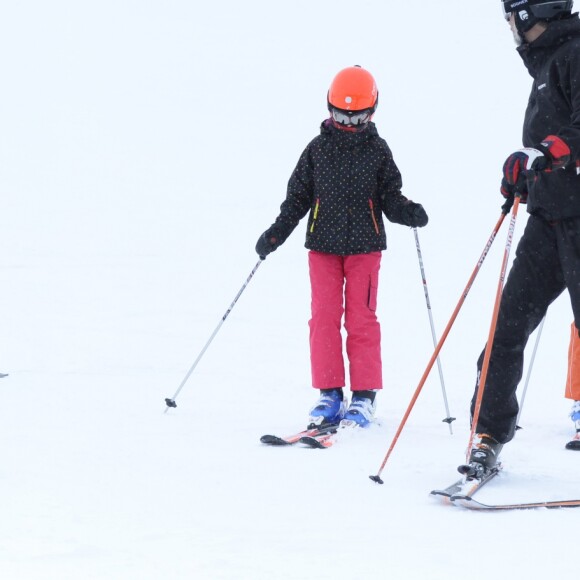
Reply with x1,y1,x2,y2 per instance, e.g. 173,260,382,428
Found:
566,401,580,450
307,388,347,428
341,392,377,428
458,433,503,481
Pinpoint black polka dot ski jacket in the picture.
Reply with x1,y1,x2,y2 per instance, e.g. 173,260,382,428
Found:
269,119,415,256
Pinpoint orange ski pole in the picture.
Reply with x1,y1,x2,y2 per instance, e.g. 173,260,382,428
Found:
370,211,508,484
466,195,522,462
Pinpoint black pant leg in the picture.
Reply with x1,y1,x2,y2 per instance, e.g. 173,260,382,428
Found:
556,217,580,330
472,215,565,444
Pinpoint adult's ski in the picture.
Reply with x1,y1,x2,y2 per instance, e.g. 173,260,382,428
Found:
430,466,500,504
260,422,339,446
429,479,467,501
451,495,580,511
433,465,580,510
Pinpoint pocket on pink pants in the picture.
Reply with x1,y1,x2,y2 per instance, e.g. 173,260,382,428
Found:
368,272,379,311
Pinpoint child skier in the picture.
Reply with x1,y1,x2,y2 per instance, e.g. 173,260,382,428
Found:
565,322,580,448
255,65,428,429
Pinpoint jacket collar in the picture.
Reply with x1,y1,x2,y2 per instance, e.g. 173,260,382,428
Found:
320,118,378,144
518,14,580,75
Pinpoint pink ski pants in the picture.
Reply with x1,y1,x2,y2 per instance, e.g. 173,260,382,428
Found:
308,251,383,391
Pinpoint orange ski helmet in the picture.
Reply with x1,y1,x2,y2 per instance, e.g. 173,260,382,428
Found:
327,65,378,113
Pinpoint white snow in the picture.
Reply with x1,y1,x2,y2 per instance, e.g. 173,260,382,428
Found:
1,1,579,579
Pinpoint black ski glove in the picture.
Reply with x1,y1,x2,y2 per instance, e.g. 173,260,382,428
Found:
500,177,527,213
255,226,282,259
401,202,428,228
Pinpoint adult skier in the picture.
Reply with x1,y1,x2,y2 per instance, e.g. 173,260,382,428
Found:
464,0,580,477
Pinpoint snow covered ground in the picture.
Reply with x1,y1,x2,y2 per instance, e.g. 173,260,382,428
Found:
1,1,579,579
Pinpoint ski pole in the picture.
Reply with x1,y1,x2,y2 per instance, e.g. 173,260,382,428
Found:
466,196,522,462
515,315,546,429
369,211,507,484
413,227,455,434
164,259,263,411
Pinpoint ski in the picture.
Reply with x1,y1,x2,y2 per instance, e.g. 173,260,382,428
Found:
260,422,339,446
299,420,365,449
0,373,8,378
565,434,580,450
433,464,580,510
430,466,500,504
300,432,336,448
451,496,580,511
429,479,466,501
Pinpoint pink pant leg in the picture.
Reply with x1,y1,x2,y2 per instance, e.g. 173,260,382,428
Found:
344,253,383,390
308,252,345,389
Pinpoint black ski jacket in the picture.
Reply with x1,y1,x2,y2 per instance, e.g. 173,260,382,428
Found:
268,120,415,256
518,14,580,221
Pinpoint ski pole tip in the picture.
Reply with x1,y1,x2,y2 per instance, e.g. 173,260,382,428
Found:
369,474,384,485
165,398,177,408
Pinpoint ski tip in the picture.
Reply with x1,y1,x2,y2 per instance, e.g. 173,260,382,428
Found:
565,439,580,450
164,398,177,408
450,493,475,503
369,474,384,485
260,435,291,446
299,437,327,449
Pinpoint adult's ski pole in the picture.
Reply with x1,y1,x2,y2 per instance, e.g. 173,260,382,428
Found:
515,316,546,429
467,196,522,461
369,211,508,484
413,227,455,433
164,259,263,412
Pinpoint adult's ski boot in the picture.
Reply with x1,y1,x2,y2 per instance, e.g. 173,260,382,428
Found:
458,433,503,480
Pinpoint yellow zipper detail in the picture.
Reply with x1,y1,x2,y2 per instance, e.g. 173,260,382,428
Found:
310,198,320,233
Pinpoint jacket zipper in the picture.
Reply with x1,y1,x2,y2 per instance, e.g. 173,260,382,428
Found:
310,198,320,233
369,199,380,234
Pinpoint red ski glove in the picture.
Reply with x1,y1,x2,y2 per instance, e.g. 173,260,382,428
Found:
502,135,571,187
539,135,572,170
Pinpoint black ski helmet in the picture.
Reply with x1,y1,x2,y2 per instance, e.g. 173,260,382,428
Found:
502,0,573,33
